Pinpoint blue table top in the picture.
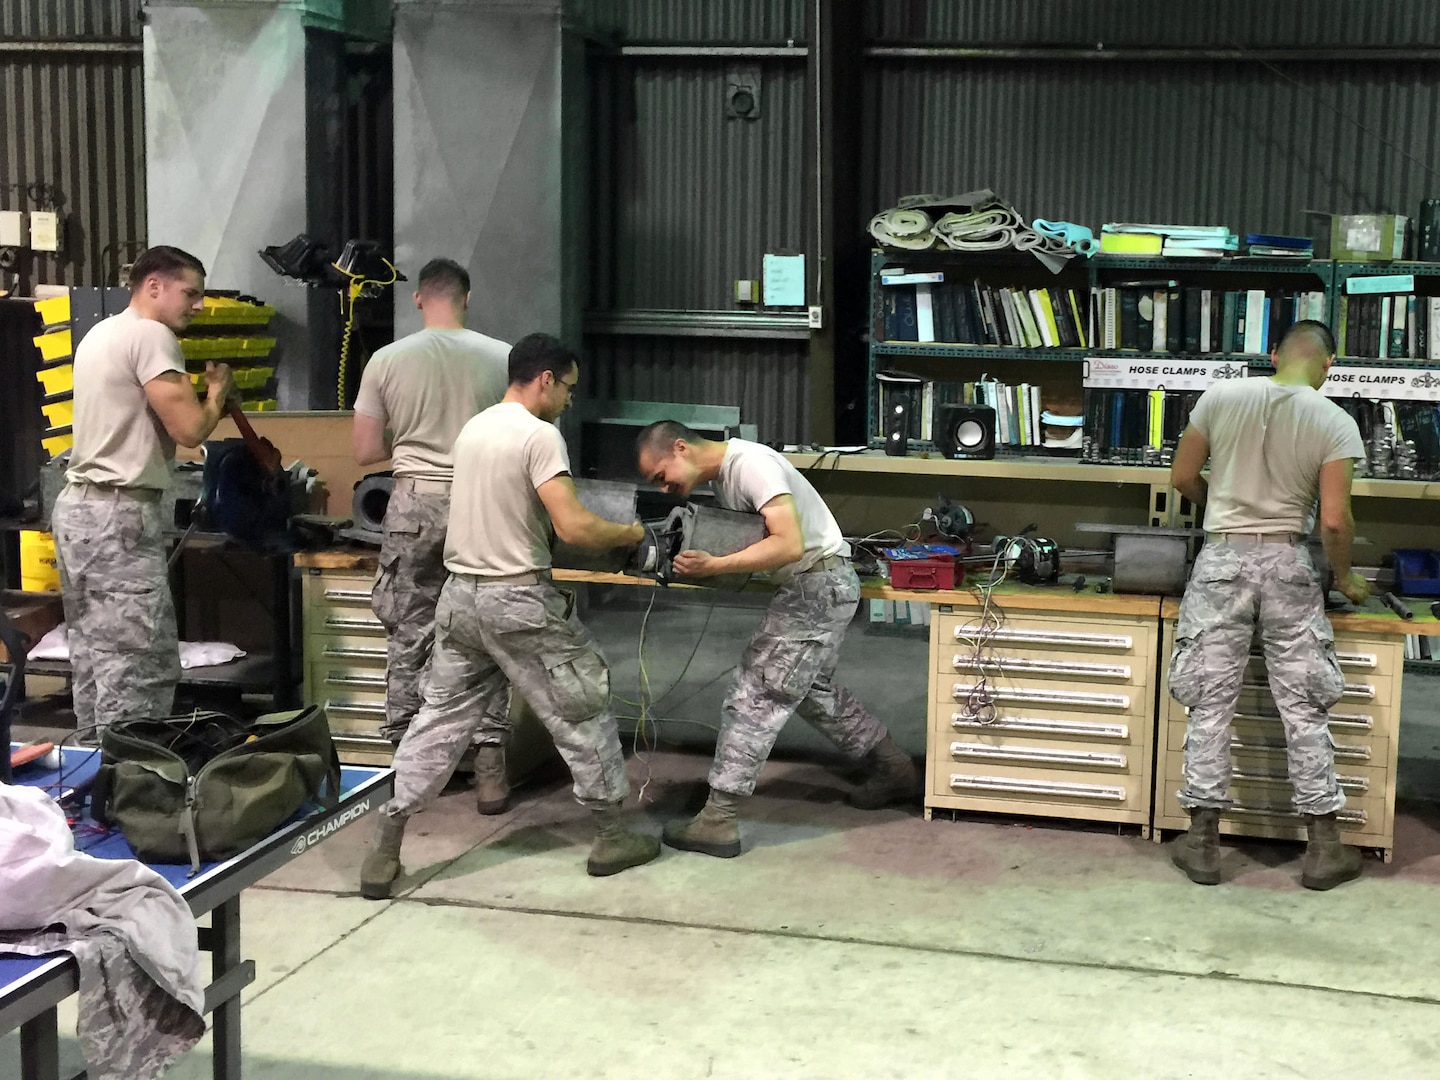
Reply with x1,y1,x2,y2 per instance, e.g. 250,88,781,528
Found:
2,746,390,1001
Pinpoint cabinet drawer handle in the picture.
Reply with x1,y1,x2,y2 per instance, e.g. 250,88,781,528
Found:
949,741,1128,770
951,654,1131,680
332,732,391,746
323,645,388,661
325,700,386,717
955,627,1133,650
1231,769,1370,794
1210,708,1374,733
323,588,374,604
1228,736,1372,763
1224,801,1367,826
1249,650,1377,671
951,683,1130,711
950,714,1130,740
325,616,384,632
325,673,386,689
1242,678,1374,701
949,773,1128,802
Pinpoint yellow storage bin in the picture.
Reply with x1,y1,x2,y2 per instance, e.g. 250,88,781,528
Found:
33,329,74,362
42,430,74,458
34,294,72,328
242,399,278,412
35,364,74,395
189,297,276,327
234,365,275,389
19,530,61,592
179,335,278,360
41,399,74,427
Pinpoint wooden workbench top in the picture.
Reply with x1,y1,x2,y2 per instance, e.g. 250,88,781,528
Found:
1159,595,1440,636
295,547,1162,615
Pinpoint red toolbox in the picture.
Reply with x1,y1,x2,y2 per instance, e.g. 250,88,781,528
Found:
886,556,961,591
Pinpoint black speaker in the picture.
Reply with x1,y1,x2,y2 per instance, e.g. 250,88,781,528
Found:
935,404,996,460
884,401,910,457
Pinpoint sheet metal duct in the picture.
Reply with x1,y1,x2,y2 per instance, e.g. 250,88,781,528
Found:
393,0,580,347
551,479,641,573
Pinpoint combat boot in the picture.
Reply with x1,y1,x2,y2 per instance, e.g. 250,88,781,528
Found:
1301,812,1363,891
662,789,742,858
1169,807,1221,885
472,742,510,815
586,803,661,877
359,814,407,900
848,734,921,809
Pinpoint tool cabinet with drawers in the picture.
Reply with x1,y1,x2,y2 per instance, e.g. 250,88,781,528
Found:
301,566,393,764
924,590,1164,832
1152,606,1405,860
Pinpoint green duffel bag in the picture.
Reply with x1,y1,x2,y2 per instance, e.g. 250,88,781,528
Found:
91,706,342,873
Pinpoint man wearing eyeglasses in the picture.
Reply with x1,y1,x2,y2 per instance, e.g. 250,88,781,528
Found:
361,333,658,895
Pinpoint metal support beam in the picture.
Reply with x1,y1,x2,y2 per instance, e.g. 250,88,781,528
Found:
0,40,142,54
616,45,807,59
866,46,1440,63
807,0,863,444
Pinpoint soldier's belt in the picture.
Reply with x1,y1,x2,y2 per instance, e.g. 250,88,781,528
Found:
64,481,162,503
1205,532,1300,546
393,476,452,494
466,570,552,586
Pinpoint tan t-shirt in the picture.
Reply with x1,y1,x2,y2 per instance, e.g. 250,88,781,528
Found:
1188,377,1366,534
352,327,510,480
714,438,849,584
444,401,571,576
66,307,187,491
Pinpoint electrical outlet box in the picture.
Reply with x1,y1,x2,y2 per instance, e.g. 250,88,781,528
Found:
807,305,824,329
735,279,759,303
0,210,26,247
30,211,59,253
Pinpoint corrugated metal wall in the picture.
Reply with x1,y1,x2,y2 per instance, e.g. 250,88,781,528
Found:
585,50,812,442
585,3,1440,443
863,59,1440,240
604,0,804,44
586,334,808,441
588,59,808,311
0,1,145,290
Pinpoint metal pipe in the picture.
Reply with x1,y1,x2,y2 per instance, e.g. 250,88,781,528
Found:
584,309,811,340
866,45,1440,63
0,40,142,55
618,45,807,58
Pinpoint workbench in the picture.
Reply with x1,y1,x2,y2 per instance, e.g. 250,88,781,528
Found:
293,547,1437,854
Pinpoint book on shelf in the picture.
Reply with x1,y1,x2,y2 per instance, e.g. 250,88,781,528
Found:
1339,294,1440,360
877,280,1091,349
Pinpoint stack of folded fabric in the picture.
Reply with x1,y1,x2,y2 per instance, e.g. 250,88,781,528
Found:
1100,223,1239,258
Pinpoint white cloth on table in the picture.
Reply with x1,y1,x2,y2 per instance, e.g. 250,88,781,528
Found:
28,621,246,668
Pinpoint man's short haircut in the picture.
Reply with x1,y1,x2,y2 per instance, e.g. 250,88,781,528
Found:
127,246,206,291
636,420,703,462
416,258,469,304
508,332,578,386
1277,319,1336,361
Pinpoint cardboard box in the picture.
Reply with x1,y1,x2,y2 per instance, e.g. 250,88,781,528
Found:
1328,213,1409,262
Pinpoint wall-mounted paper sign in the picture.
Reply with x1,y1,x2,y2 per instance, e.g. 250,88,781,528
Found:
762,253,805,306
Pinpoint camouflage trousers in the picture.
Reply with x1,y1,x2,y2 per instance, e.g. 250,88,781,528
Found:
387,574,629,817
51,486,180,736
1169,542,1346,816
711,564,888,796
371,480,451,742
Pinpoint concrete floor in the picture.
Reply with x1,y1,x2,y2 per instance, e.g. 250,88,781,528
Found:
6,590,1440,1079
